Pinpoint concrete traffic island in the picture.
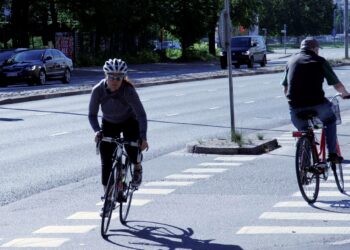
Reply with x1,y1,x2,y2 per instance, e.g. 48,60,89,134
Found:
186,136,279,155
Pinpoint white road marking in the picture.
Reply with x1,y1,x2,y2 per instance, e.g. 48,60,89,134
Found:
199,162,242,167
66,212,117,220
165,113,179,117
50,132,69,137
275,95,284,99
136,188,175,195
141,98,151,102
33,225,97,234
209,106,220,110
237,226,350,234
330,238,350,245
244,101,255,104
327,176,350,181
165,174,211,179
260,212,350,221
207,89,217,92
1,238,69,247
293,191,346,197
175,93,186,97
273,201,329,208
183,168,227,173
215,156,256,161
96,199,152,206
144,181,194,187
34,113,51,116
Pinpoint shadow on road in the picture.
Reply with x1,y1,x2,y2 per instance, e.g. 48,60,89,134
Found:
105,220,243,250
0,117,23,122
312,199,350,214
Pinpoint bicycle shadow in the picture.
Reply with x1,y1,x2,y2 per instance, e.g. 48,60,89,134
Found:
312,199,350,213
104,220,243,250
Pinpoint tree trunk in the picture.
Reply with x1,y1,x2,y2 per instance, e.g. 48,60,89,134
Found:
208,30,216,56
10,0,30,47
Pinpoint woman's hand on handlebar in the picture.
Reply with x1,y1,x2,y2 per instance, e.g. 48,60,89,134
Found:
140,139,149,151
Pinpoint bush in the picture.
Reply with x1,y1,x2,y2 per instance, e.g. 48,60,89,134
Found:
184,43,217,61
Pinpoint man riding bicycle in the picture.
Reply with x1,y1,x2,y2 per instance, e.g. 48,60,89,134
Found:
281,37,350,163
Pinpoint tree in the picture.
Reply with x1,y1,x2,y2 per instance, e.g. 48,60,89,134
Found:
259,0,334,36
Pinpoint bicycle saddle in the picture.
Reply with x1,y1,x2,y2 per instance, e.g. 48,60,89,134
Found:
296,110,318,120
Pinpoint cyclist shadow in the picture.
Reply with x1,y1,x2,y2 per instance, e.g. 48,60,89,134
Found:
106,220,243,250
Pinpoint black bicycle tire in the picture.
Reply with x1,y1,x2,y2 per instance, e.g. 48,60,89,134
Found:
101,169,116,238
295,136,320,204
119,160,134,224
332,162,345,193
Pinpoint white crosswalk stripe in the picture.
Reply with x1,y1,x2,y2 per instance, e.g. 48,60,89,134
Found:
260,212,350,221
293,191,346,197
199,162,242,167
215,156,256,161
144,181,194,187
1,238,70,248
33,225,97,234
237,226,350,234
165,174,212,179
183,168,227,173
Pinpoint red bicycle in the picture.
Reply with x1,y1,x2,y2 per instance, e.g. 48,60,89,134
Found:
293,94,345,204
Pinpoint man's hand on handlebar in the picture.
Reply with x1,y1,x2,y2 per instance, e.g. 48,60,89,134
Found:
342,94,350,99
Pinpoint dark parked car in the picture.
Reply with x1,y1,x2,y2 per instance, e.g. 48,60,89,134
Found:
0,48,27,66
1,48,73,86
220,35,267,69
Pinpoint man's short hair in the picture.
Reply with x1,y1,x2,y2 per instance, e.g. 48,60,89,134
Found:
300,37,321,50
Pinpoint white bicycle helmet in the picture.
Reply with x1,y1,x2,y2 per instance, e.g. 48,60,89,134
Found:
103,58,128,74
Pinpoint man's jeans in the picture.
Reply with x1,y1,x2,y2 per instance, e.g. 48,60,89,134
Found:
290,101,337,154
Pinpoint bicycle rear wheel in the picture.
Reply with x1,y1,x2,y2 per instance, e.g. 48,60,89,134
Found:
332,162,345,193
119,160,135,224
101,170,116,238
295,136,320,203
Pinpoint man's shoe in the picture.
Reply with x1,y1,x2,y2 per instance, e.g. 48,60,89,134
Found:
132,166,143,186
327,153,343,164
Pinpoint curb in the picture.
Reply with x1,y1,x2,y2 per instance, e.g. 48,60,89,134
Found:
186,139,279,155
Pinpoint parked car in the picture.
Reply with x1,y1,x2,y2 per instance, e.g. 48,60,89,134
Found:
0,48,27,66
1,48,73,86
153,40,181,50
220,35,267,69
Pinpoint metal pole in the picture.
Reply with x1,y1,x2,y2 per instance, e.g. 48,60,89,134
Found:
345,0,349,59
225,0,235,140
284,24,287,54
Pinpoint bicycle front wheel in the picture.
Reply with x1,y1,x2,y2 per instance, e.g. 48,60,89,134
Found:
295,136,320,204
332,162,345,193
101,172,116,238
119,161,135,225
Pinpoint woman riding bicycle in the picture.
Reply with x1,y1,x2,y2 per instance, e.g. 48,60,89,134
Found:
88,58,148,196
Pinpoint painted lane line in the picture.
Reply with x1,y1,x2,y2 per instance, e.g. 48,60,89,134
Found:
66,212,117,220
199,162,242,167
50,132,69,137
175,93,186,97
33,225,97,234
237,226,350,234
165,174,211,179
260,212,350,221
136,188,175,195
183,168,227,173
244,101,255,104
209,106,220,110
96,199,152,206
144,181,194,187
293,191,346,197
1,238,69,248
165,113,179,117
215,156,256,161
275,95,284,98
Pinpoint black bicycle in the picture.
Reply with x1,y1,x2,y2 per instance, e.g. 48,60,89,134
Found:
97,136,139,238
